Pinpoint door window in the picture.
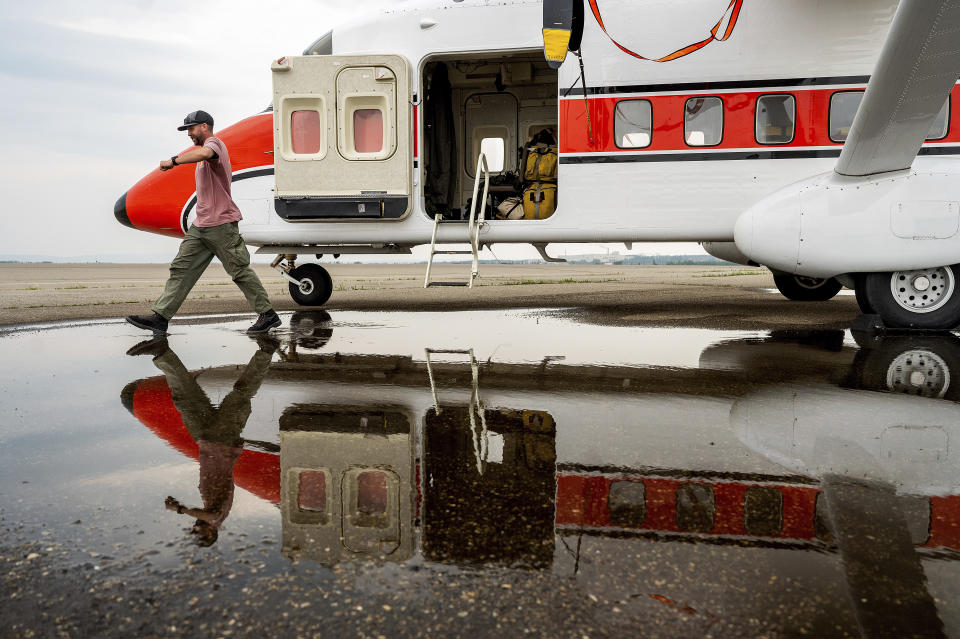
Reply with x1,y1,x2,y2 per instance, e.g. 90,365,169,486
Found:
291,110,324,154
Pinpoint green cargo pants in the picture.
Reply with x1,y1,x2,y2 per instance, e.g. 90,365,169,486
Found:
153,346,273,446
152,222,272,320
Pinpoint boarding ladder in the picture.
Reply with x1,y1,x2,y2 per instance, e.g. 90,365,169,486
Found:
423,153,490,288
424,348,491,475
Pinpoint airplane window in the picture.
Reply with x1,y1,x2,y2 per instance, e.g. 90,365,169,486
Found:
675,483,715,532
756,94,796,145
614,99,652,148
357,471,388,516
479,137,505,173
829,91,863,143
684,96,723,146
291,110,324,155
297,470,328,513
608,480,646,527
927,97,950,141
340,91,394,161
353,109,384,153
303,30,333,55
743,486,783,536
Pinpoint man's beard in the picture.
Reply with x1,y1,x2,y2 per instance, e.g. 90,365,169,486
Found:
190,134,200,145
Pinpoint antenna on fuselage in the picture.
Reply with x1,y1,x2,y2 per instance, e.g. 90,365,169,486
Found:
574,50,593,145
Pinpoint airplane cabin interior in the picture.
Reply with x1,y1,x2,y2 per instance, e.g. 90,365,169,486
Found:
421,52,559,221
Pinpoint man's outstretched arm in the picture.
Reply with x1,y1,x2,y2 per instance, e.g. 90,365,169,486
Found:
159,146,215,171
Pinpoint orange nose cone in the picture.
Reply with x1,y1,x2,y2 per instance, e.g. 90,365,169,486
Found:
120,165,197,238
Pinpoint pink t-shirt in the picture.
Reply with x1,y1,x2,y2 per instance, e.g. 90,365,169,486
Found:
197,440,242,527
194,137,243,227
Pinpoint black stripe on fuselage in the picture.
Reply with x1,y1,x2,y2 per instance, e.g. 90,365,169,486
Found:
560,146,960,164
180,167,275,234
563,75,871,97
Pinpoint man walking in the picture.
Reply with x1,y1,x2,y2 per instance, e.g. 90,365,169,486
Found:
126,110,281,334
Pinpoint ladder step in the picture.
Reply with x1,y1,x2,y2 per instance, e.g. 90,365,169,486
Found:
431,250,473,255
427,281,471,287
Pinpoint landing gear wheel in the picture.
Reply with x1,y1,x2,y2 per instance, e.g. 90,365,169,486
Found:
854,275,874,314
862,264,960,329
848,334,960,400
772,273,843,301
288,263,333,306
289,310,333,349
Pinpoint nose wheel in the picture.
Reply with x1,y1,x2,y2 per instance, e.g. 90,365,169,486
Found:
271,255,333,306
287,263,333,306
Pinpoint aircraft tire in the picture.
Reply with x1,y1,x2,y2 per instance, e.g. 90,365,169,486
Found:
854,275,875,314
863,264,960,330
848,334,960,400
772,273,843,301
288,264,333,306
289,310,333,349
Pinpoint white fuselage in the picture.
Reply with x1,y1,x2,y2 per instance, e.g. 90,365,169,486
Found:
230,0,935,253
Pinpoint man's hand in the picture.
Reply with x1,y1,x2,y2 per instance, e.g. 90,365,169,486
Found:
159,159,175,171
165,496,181,512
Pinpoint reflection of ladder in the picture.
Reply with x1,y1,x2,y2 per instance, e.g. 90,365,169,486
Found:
424,348,490,474
424,153,491,288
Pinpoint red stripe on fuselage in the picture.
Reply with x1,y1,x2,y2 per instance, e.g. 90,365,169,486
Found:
560,85,960,155
123,113,274,238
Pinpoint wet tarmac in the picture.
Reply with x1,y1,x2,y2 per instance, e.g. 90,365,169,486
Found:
1,309,959,638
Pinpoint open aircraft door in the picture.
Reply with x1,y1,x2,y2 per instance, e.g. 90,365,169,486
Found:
271,55,412,220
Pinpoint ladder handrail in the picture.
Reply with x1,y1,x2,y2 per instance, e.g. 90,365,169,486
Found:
466,153,490,288
423,152,490,288
423,347,489,475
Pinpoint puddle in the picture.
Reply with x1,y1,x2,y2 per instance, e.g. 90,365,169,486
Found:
761,288,856,296
1,310,959,637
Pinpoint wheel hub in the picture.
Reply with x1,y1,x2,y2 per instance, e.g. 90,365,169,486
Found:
890,267,955,313
886,349,950,398
298,279,314,295
795,276,826,290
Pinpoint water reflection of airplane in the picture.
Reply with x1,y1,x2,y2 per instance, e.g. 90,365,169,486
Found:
120,320,960,568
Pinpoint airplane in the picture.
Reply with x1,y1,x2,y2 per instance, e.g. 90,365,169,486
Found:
113,0,960,330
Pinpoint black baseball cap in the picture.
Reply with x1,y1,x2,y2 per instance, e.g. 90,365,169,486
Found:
177,110,214,131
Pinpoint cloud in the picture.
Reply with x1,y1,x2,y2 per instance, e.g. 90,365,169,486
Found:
0,0,376,256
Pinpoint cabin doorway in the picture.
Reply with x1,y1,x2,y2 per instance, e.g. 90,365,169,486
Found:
420,52,559,221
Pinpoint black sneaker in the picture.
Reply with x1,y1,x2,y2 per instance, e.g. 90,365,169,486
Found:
126,313,169,334
251,334,281,354
126,336,170,358
247,310,281,334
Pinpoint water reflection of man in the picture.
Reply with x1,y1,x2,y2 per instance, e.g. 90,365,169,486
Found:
127,336,277,546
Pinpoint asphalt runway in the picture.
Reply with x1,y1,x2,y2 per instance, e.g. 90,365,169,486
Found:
0,263,861,330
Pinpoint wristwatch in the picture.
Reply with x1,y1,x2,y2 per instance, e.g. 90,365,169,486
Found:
170,155,179,166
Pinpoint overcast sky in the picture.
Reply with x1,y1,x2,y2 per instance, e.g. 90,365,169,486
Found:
0,0,702,261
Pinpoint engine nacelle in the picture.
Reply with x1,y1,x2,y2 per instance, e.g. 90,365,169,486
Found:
734,157,960,279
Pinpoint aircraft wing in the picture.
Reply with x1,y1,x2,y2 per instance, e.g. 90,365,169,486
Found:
836,0,960,177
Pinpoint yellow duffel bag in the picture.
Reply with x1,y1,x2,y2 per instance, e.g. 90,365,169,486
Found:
524,144,558,182
522,182,557,219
